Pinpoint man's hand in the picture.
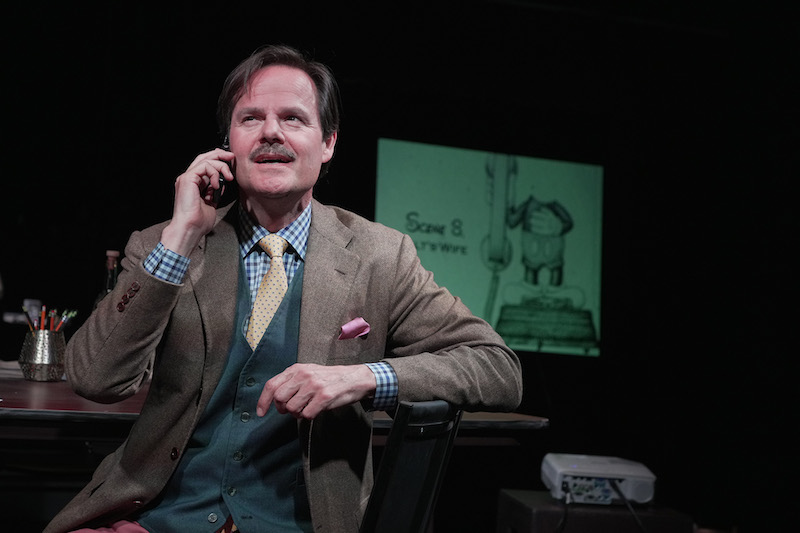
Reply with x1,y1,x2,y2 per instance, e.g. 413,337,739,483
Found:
257,363,377,419
160,148,235,257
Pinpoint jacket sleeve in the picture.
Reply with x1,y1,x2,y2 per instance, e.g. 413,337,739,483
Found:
382,233,523,412
64,227,184,403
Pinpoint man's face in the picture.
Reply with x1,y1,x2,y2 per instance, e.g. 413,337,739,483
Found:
229,65,336,208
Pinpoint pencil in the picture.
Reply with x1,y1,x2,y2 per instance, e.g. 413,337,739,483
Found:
54,312,67,332
21,306,35,332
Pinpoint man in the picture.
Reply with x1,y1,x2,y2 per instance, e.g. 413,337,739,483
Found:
46,45,522,533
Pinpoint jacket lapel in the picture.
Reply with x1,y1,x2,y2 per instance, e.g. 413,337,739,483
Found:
189,205,240,387
298,200,361,365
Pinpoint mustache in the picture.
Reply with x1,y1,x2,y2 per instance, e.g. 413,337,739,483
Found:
249,143,296,161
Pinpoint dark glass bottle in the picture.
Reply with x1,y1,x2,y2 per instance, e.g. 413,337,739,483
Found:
94,250,120,307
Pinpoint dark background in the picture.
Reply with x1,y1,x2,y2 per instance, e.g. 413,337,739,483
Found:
1,1,797,531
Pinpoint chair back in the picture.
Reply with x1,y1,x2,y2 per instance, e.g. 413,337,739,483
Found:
360,400,463,533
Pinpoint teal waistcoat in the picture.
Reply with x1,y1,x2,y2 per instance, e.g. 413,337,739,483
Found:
137,262,311,533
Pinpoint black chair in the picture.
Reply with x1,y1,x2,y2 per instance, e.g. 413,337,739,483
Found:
360,400,463,533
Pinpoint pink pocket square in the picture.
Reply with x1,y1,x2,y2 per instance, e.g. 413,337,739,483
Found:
338,317,371,340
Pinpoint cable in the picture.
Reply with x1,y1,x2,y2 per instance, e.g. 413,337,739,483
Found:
609,479,648,533
553,481,571,533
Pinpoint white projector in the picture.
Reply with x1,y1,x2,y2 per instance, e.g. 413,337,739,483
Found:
541,453,656,505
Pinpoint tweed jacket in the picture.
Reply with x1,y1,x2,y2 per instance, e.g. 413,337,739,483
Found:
45,200,522,533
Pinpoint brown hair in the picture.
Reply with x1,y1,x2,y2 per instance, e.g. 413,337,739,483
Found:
217,45,341,176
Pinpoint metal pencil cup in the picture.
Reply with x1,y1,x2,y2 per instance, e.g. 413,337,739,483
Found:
18,330,66,381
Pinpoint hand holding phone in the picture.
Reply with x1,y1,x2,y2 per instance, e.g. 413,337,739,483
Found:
206,143,235,204
161,148,236,256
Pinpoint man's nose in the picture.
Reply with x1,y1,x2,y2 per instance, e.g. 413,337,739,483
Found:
260,116,285,144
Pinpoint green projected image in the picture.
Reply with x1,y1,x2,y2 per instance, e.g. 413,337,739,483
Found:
375,138,603,356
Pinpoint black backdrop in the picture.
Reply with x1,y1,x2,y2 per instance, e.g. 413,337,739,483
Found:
2,1,797,531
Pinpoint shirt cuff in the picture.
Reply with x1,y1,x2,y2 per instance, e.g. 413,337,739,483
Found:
143,243,190,284
364,361,399,412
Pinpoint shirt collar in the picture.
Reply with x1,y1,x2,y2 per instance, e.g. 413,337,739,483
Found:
236,202,312,261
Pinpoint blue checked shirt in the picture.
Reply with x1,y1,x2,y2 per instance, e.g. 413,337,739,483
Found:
143,203,397,411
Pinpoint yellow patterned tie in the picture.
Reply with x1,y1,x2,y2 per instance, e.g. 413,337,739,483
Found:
245,234,289,349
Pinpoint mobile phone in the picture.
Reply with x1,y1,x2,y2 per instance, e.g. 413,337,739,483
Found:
206,142,234,203
210,176,225,204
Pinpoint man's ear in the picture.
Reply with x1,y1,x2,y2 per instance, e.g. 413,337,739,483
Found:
322,131,338,163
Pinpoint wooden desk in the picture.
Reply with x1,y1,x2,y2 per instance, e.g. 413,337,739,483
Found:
0,375,145,421
0,371,547,441
0,368,547,531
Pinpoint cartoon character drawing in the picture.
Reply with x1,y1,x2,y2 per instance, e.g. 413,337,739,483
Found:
506,195,573,287
483,152,597,353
